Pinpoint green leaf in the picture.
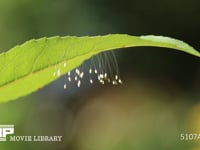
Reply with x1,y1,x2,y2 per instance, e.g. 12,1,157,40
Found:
0,34,199,103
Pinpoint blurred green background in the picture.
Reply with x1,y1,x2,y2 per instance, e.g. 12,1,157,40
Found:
0,0,200,149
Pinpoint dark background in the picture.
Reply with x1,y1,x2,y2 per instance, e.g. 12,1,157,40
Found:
0,0,200,149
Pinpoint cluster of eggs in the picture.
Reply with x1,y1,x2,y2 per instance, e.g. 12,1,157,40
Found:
53,52,122,89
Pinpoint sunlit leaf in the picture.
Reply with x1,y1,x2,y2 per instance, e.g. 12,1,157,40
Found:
0,34,199,103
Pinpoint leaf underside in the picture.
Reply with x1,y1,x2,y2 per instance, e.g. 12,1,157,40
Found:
0,34,199,103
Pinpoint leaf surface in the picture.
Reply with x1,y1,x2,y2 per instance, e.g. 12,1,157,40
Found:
0,34,199,103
